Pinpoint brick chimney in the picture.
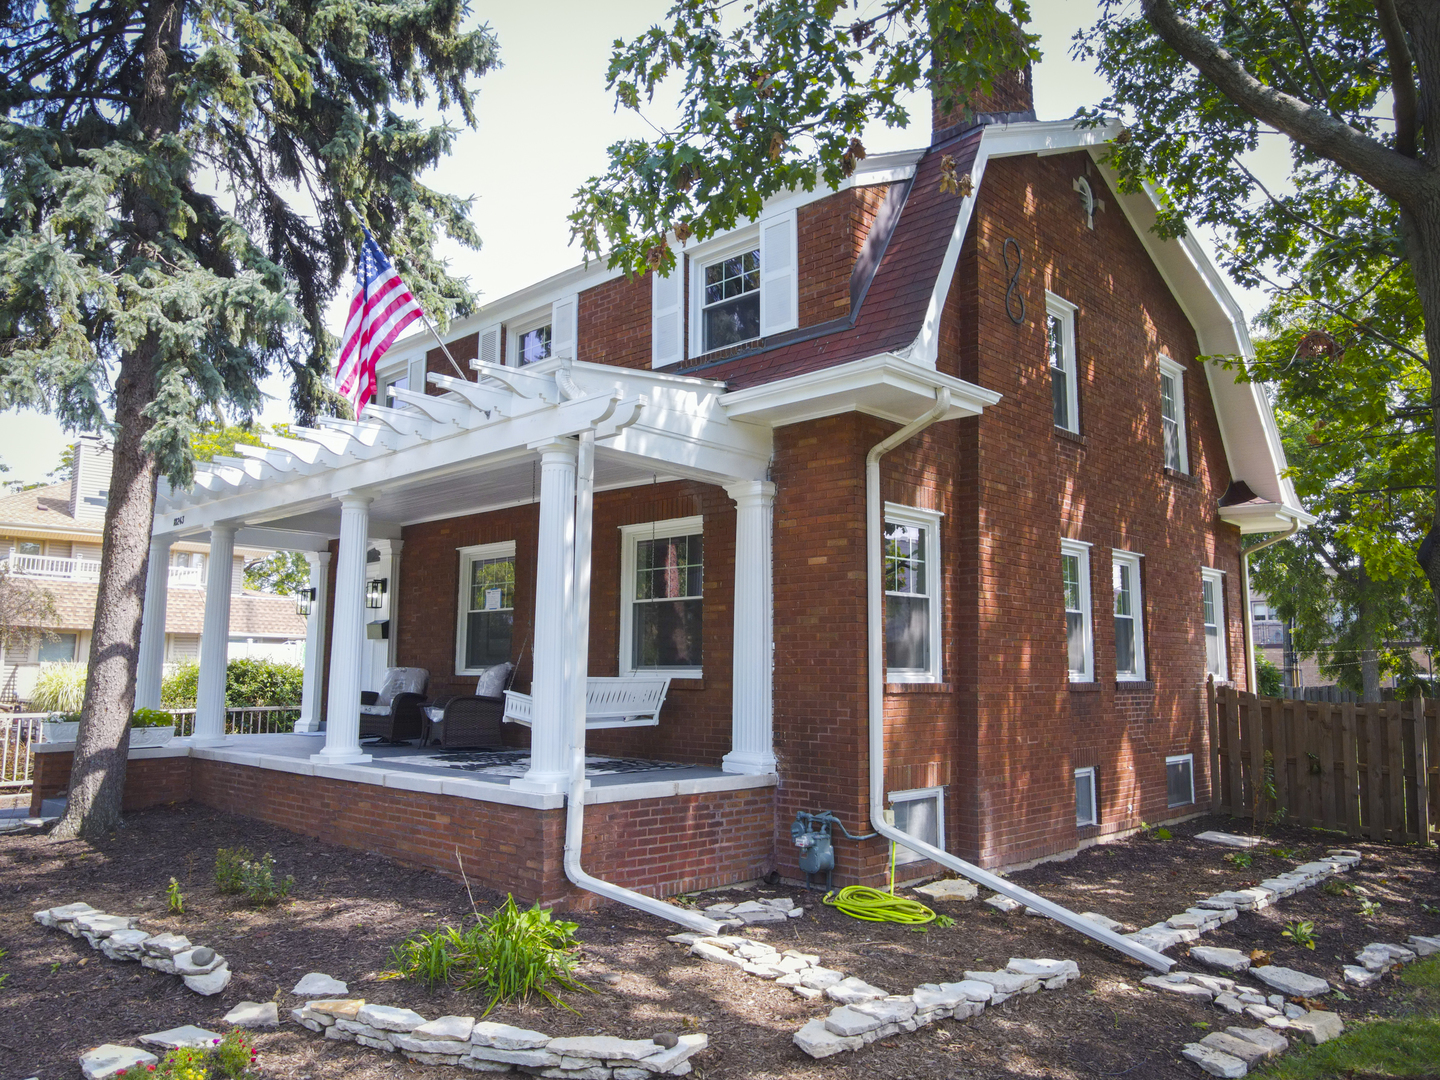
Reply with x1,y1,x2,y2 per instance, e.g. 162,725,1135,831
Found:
69,434,113,522
931,61,1036,144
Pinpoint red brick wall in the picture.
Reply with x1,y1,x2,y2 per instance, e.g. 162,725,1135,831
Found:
425,331,479,393
395,480,738,766
30,751,192,817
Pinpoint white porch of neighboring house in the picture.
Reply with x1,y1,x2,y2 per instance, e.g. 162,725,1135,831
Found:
144,357,791,788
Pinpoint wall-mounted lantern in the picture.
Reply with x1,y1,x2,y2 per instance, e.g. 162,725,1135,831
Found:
296,587,316,617
365,577,388,610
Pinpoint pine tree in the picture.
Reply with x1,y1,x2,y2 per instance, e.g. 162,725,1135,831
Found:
0,0,498,838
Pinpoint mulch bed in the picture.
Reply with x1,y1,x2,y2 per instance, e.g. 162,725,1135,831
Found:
1,806,1437,1080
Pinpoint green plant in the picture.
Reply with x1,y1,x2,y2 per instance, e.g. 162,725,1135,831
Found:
0,947,8,989
167,877,185,915
132,707,174,729
162,657,303,710
933,914,956,929
116,1030,258,1079
1359,899,1383,919
214,847,291,905
1283,919,1318,950
385,894,587,1015
30,661,87,712
1256,649,1284,696
1270,846,1299,860
1226,851,1254,869
215,847,253,894
1322,879,1351,897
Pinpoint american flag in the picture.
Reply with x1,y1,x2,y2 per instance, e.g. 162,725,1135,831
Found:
335,230,424,414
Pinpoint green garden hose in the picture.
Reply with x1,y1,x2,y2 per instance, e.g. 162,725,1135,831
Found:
821,841,939,924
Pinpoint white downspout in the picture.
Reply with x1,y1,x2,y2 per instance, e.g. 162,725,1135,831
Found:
865,390,1173,973
556,367,726,936
1241,518,1301,693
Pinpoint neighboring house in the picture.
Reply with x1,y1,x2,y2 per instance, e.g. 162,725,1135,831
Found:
0,436,305,704
109,68,1308,902
1251,592,1432,695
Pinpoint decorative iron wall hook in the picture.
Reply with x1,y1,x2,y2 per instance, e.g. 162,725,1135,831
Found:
1002,238,1025,326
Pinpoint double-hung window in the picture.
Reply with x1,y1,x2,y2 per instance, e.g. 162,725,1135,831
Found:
511,316,552,366
701,248,761,352
1046,292,1079,433
456,542,516,674
620,517,704,676
1158,355,1189,472
884,504,943,683
1061,539,1093,682
1201,567,1227,680
673,211,798,363
1112,550,1146,681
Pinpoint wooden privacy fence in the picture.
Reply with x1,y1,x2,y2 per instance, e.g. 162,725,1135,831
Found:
1209,681,1439,845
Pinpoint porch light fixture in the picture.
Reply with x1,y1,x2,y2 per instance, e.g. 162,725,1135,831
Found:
296,587,316,617
365,577,387,609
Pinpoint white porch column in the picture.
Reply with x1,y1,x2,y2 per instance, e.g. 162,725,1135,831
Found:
294,550,331,733
192,524,236,747
314,493,373,764
514,439,577,794
723,480,777,775
134,536,173,710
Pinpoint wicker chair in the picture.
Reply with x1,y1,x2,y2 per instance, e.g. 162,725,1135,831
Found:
358,667,429,743
429,694,507,748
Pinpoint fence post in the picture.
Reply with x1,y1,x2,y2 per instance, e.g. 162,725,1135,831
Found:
1341,701,1360,837
1415,696,1432,846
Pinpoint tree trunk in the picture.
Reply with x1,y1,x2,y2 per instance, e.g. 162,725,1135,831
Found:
50,343,161,839
50,0,179,840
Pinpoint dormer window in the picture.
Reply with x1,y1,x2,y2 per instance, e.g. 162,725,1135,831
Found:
702,248,760,352
512,317,552,366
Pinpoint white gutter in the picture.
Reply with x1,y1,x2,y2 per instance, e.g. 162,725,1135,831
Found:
557,367,726,936
1241,518,1302,693
865,390,1174,973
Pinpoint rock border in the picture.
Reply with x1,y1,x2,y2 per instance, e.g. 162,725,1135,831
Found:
34,902,231,996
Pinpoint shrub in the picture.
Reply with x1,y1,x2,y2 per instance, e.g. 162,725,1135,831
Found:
162,658,303,709
132,707,174,729
30,662,87,712
1255,648,1284,697
167,877,185,915
385,895,587,1015
214,847,251,893
215,847,292,906
1282,919,1317,949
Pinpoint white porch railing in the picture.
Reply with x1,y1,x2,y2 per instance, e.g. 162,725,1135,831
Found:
0,555,203,588
0,706,300,792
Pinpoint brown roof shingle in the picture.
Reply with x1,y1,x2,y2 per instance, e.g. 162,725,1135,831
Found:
25,581,304,638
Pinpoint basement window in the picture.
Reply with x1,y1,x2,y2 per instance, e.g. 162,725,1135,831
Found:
889,786,945,866
1075,767,1098,827
1167,754,1195,808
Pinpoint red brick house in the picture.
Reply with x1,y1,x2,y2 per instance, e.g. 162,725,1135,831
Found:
38,75,1306,944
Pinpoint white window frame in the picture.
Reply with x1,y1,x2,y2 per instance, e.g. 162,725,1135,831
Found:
1158,354,1189,473
619,515,705,678
888,786,945,865
884,502,944,684
687,211,798,359
377,354,425,405
507,309,554,368
1202,567,1228,681
1166,753,1196,808
455,540,517,676
1112,549,1146,682
1075,766,1098,827
1045,292,1080,434
1061,538,1094,683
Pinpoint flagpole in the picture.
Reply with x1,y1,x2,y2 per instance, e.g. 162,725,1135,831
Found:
346,200,469,384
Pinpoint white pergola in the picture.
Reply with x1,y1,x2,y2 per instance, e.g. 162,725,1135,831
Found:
139,353,999,793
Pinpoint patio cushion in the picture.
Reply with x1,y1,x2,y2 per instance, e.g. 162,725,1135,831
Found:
474,662,513,700
374,666,428,708
358,705,391,716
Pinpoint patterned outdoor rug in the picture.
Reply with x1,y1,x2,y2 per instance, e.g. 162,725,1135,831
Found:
380,749,689,778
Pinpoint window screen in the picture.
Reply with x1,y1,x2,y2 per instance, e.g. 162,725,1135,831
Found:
464,553,515,670
1167,756,1195,808
632,532,703,669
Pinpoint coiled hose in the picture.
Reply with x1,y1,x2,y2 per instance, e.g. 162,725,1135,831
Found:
821,841,939,925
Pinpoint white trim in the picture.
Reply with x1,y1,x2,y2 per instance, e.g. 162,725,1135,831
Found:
455,540,517,676
1075,766,1098,827
888,785,945,865
619,515,705,678
883,502,943,684
1061,538,1094,683
1158,354,1189,474
1046,292,1080,434
507,306,554,368
1201,567,1228,681
1111,549,1146,682
689,229,761,359
1166,753,1196,808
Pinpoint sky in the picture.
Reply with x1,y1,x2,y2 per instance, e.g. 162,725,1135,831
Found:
0,0,1281,487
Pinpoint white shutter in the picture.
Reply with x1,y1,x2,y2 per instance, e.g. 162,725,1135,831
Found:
758,209,798,336
551,294,579,360
408,356,426,390
651,267,684,367
477,323,501,368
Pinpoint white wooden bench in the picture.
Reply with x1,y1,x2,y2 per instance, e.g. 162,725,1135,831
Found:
502,676,672,730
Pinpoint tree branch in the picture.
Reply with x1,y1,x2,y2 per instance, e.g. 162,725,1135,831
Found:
1375,0,1418,158
1140,0,1428,204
